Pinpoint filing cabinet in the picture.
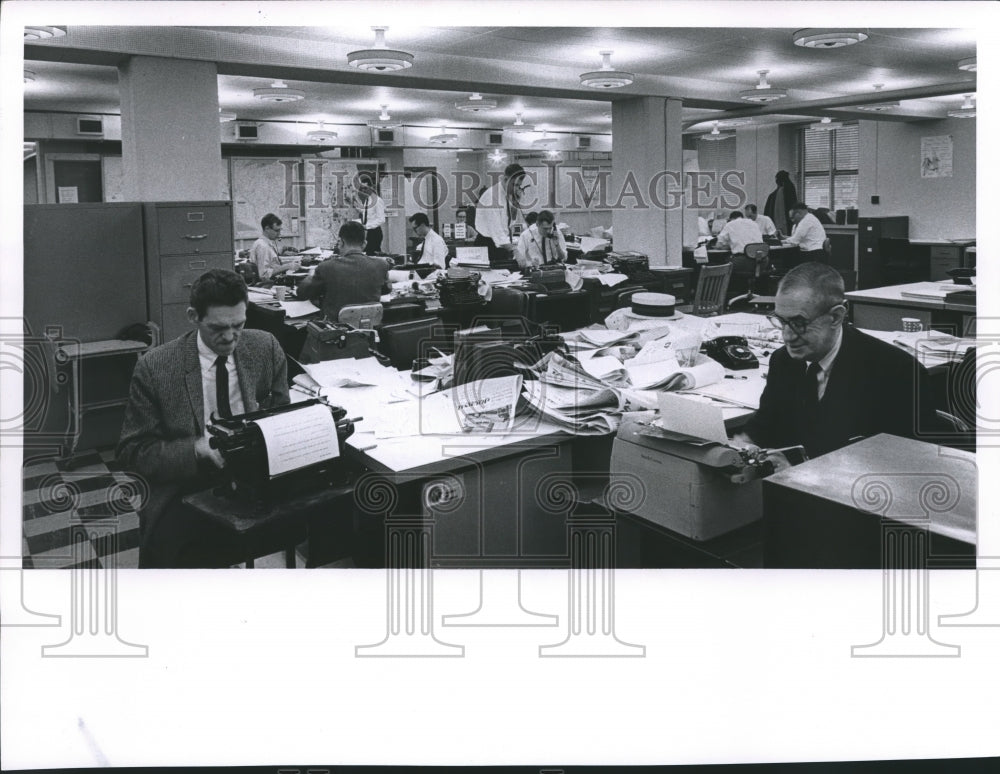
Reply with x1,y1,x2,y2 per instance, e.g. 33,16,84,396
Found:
143,202,234,342
857,216,908,288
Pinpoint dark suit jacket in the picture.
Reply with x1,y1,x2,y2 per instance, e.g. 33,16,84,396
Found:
744,325,939,459
117,329,289,549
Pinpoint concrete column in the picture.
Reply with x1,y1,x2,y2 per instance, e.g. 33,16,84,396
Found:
611,97,684,267
118,56,224,202
736,124,782,211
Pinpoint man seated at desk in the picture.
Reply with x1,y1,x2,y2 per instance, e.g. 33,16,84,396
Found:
408,212,448,269
782,202,827,260
117,269,289,568
251,212,301,281
744,203,779,240
297,221,392,321
733,262,939,470
514,209,568,269
712,210,763,256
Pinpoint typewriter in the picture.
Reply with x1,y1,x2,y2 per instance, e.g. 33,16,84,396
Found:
208,399,357,503
606,251,659,286
436,271,486,308
525,265,572,294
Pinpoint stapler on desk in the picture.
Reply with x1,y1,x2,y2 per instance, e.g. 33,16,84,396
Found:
208,398,356,503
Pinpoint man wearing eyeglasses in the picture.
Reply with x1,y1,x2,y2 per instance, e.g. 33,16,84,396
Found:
474,163,527,263
733,262,939,470
251,213,301,281
781,202,828,260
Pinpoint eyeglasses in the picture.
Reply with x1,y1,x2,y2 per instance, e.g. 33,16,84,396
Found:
766,304,844,336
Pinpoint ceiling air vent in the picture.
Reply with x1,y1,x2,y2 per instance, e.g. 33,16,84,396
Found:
76,116,104,136
236,122,259,141
577,136,592,149
486,132,504,146
375,129,395,144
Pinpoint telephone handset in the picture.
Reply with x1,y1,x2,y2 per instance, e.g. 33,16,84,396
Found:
703,336,759,370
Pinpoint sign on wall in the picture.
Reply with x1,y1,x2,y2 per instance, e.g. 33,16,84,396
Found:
920,135,953,178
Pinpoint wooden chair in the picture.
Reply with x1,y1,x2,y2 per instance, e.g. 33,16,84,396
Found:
727,243,773,309
678,262,733,317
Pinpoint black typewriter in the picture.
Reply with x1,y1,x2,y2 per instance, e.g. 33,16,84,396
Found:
208,399,357,503
525,265,572,294
606,251,659,285
436,271,485,308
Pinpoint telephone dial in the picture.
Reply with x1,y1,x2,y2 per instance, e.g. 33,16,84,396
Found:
702,336,759,370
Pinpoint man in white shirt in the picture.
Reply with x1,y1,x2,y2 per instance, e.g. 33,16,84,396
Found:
744,203,778,238
250,213,300,281
474,163,526,263
714,211,764,256
354,175,387,255
514,210,567,269
783,203,828,259
408,213,448,269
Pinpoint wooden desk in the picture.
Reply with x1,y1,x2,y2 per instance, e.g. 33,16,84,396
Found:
846,281,976,334
763,434,975,569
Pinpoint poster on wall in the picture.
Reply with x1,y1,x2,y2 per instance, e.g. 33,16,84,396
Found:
920,135,953,178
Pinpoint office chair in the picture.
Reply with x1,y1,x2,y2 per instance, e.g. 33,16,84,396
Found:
377,317,444,370
677,262,733,317
482,286,529,318
727,243,773,310
338,303,384,330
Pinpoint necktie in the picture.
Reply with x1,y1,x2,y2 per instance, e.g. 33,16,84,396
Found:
541,235,547,264
215,355,232,418
362,200,368,226
803,362,822,413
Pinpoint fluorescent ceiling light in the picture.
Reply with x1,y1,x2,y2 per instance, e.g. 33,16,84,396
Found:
307,121,339,141
947,94,976,119
580,51,634,89
24,25,66,40
700,122,735,141
253,80,305,102
809,117,843,131
740,70,787,103
367,104,402,129
455,93,498,112
715,118,754,128
219,109,237,122
347,26,414,72
855,83,899,112
503,113,535,133
793,29,869,49
957,57,977,73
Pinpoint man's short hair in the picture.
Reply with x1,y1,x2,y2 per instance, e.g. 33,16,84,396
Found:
778,262,846,308
261,213,282,231
728,210,744,221
409,213,430,229
524,211,539,226
745,204,759,214
190,269,248,318
536,210,555,225
791,202,810,213
339,220,367,244
504,163,526,180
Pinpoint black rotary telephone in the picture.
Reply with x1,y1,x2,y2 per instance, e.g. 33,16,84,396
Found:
703,336,759,370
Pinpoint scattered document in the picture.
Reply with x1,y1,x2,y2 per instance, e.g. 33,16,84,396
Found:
255,403,340,477
579,236,610,253
656,392,728,444
454,246,490,267
279,299,321,318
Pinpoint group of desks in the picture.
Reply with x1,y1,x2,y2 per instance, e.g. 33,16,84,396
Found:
183,305,978,571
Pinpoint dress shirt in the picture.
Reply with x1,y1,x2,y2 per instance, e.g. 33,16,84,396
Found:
808,324,843,401
750,213,777,237
785,213,827,252
417,227,449,269
359,193,386,230
715,218,763,256
475,181,519,247
196,333,244,430
250,236,286,280
514,224,567,269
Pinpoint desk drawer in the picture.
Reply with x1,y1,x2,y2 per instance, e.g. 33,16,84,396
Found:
929,245,959,261
929,256,958,281
155,205,232,255
159,253,232,303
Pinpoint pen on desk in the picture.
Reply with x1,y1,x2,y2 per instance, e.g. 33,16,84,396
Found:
724,375,748,380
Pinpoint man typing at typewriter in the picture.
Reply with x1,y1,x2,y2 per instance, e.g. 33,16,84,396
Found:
118,269,289,568
732,262,939,471
514,209,567,270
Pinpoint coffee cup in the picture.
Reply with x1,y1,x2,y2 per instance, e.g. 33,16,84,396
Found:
275,285,287,301
901,317,922,333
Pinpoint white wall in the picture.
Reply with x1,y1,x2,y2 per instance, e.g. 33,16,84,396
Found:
858,117,976,240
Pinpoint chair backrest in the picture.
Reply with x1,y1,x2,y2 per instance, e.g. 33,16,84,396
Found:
743,242,771,277
482,286,529,318
690,262,733,316
377,317,443,370
338,303,384,329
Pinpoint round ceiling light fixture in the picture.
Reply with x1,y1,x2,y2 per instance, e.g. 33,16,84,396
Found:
503,112,536,133
367,104,402,129
580,51,634,89
740,70,787,103
793,29,869,49
219,108,238,122
455,93,499,112
24,25,66,40
957,57,977,73
429,126,458,144
307,121,339,142
253,79,305,102
347,26,414,72
855,83,899,112
809,116,843,131
947,94,976,119
699,122,735,141
532,131,559,148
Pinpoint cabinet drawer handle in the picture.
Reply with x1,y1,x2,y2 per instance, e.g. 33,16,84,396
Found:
182,283,194,289
188,260,207,269
184,233,208,240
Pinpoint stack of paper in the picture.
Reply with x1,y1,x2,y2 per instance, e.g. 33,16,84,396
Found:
892,331,977,363
521,380,624,435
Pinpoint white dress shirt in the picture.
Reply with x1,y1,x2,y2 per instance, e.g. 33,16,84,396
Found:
750,213,777,237
785,213,827,252
809,324,843,401
475,181,519,247
359,193,386,230
197,333,245,430
417,227,449,269
514,224,568,269
715,218,764,256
